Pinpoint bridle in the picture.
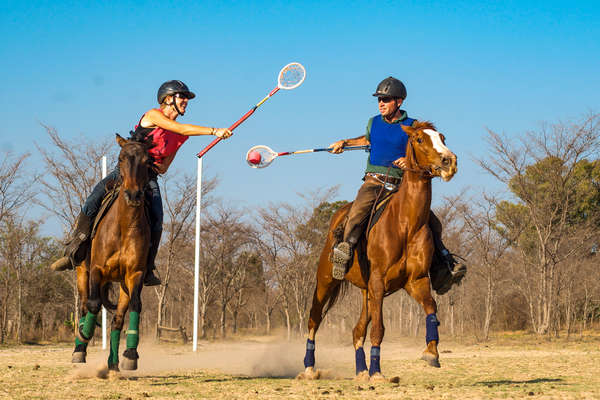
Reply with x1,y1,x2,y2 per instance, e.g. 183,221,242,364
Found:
402,135,435,179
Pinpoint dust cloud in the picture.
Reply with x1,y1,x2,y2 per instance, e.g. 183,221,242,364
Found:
67,339,356,379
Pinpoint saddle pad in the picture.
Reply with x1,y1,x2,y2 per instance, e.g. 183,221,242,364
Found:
366,186,398,235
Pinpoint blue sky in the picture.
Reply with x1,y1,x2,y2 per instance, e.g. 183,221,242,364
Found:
1,0,599,234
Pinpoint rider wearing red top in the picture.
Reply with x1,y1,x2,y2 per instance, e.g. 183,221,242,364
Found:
50,80,232,286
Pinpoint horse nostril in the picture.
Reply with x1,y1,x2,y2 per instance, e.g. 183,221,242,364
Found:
442,157,450,166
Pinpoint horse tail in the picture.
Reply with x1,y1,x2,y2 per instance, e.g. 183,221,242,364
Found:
100,283,117,311
324,279,349,315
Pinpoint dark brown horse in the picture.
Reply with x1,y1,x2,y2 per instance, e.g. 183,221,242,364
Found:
72,134,152,371
298,121,457,382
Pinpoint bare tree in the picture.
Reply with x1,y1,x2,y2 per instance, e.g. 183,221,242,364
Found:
36,126,116,323
154,173,215,340
477,114,600,335
0,151,36,226
201,205,255,338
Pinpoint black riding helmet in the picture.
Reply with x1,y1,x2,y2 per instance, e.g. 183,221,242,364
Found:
157,80,196,104
372,77,407,99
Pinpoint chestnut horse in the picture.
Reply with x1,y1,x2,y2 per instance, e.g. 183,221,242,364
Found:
72,134,152,371
298,121,457,382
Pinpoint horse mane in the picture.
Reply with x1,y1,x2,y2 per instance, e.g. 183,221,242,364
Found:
411,120,437,132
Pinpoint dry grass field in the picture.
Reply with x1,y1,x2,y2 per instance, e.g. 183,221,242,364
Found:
1,333,599,399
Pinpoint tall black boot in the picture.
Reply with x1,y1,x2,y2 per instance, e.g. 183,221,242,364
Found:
143,230,162,286
429,232,467,295
50,212,93,271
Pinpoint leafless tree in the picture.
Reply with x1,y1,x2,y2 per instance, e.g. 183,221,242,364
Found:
477,113,600,335
0,151,36,226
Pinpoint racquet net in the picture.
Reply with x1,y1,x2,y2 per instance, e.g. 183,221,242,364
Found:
278,63,306,90
246,145,278,168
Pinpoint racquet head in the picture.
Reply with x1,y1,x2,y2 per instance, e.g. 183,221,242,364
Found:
246,145,278,168
278,62,306,90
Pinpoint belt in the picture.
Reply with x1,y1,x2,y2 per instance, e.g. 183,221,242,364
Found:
365,172,402,186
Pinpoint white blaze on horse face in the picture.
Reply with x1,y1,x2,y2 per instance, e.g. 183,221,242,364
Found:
423,129,453,157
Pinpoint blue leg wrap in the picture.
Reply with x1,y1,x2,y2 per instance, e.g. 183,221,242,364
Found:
303,339,315,368
426,313,440,343
368,346,381,376
355,347,367,374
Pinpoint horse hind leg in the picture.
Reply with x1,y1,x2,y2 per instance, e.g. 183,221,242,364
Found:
296,271,342,380
405,277,441,368
72,264,89,363
367,277,387,383
353,289,370,381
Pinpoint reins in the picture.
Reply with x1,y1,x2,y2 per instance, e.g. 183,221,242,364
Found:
402,137,434,179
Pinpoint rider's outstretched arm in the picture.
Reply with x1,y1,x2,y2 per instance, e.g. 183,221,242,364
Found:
329,135,369,154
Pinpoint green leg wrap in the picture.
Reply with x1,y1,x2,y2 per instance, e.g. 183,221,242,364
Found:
108,330,121,366
75,316,88,348
126,311,140,349
81,312,97,340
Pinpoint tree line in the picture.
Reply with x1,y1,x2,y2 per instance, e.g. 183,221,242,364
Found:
0,113,598,344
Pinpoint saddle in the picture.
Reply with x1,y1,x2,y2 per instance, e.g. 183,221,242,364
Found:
331,185,398,281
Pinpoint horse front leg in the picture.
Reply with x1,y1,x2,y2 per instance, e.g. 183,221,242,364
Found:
121,270,143,371
368,276,386,382
353,289,370,381
405,277,440,367
77,266,102,345
107,286,130,371
72,263,89,363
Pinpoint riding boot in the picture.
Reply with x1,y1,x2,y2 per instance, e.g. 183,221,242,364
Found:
429,231,467,295
50,212,93,271
331,227,362,280
143,231,162,286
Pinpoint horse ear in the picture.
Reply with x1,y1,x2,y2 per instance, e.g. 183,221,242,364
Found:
115,133,128,148
401,124,416,136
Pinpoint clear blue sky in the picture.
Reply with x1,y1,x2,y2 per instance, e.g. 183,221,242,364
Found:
1,0,599,234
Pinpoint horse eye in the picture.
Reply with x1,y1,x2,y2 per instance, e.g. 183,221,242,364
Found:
416,137,423,144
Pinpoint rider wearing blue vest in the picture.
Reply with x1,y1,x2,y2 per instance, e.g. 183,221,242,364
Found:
329,77,466,295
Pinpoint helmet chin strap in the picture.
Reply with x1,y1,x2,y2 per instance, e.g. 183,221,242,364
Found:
166,98,185,116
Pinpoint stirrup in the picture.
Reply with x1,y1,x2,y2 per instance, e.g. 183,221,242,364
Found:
433,253,467,295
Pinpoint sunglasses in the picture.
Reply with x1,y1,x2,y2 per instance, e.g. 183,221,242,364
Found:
174,93,191,99
378,97,395,103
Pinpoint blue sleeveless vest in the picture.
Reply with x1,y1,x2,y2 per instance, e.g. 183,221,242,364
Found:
368,114,415,168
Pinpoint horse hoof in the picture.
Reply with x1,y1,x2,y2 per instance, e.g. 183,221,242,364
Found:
354,370,370,382
369,372,387,383
71,351,86,363
421,353,441,368
296,367,320,380
121,358,138,371
108,363,119,372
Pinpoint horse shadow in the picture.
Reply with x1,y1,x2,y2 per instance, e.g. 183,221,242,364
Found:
477,378,564,386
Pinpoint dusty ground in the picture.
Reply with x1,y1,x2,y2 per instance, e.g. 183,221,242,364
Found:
1,334,599,399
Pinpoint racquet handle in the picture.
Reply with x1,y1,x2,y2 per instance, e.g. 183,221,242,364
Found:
197,87,280,158
278,145,370,156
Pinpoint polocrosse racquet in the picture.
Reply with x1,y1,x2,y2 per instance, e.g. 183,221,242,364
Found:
246,144,370,168
196,62,306,158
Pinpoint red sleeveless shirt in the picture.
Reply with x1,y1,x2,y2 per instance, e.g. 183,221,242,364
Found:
136,109,188,165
